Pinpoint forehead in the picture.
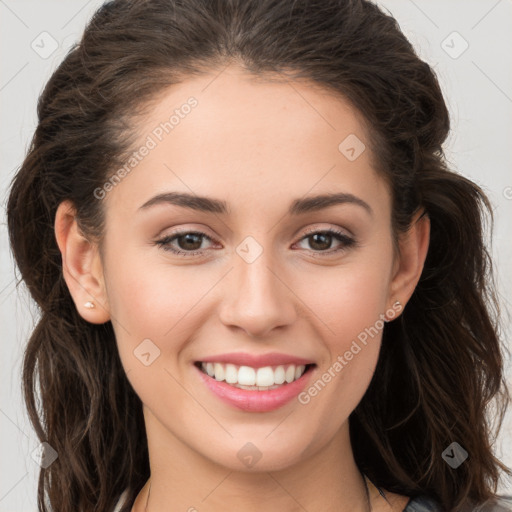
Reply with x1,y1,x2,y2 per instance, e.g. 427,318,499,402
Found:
104,65,389,221
137,65,371,156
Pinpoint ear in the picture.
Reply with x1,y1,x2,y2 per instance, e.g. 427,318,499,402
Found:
54,200,110,324
387,209,430,315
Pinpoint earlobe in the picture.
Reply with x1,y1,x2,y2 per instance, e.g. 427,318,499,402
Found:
54,200,111,324
387,209,430,315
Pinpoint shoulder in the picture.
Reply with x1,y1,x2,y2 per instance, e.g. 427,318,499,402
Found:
403,495,443,511
471,496,512,511
404,494,512,512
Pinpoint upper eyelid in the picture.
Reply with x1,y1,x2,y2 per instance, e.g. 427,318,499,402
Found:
157,226,353,251
158,222,353,239
300,225,352,237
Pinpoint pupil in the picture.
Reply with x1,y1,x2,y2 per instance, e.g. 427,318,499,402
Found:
310,233,331,250
180,233,202,250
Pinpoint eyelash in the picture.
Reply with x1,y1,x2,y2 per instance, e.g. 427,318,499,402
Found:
154,227,357,258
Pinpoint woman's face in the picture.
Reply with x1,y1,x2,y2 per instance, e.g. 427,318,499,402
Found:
73,65,426,472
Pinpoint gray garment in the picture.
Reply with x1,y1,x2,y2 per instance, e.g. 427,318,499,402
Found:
403,495,443,511
404,494,512,511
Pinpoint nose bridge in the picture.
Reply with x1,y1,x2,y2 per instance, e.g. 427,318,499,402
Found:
218,234,296,337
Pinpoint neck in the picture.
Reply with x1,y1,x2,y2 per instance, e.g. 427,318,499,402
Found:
134,407,371,512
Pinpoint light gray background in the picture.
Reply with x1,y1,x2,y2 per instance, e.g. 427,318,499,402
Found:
1,0,511,510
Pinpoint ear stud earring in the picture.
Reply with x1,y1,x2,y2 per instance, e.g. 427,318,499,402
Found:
384,300,402,322
84,301,95,309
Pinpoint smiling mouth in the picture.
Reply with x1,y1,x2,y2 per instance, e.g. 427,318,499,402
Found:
194,361,316,391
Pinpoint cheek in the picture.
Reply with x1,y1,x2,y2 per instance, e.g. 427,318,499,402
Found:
295,273,385,453
299,253,392,347
105,240,199,331
293,251,392,415
102,246,184,367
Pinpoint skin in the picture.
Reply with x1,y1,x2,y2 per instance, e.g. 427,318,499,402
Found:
54,64,430,512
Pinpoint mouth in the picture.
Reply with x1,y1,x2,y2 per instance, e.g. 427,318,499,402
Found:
193,360,317,412
194,361,317,391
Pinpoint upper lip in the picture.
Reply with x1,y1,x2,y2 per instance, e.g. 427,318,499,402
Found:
196,352,316,368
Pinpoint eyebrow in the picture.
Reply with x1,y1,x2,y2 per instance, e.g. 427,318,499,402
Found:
138,191,373,217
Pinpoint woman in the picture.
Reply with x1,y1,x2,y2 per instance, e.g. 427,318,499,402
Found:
6,0,512,511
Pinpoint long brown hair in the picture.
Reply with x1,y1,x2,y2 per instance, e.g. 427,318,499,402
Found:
6,0,510,511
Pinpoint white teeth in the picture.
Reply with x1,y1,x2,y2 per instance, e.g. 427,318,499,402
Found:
256,366,274,387
238,366,256,385
199,362,309,388
274,365,286,385
225,363,238,384
213,363,225,381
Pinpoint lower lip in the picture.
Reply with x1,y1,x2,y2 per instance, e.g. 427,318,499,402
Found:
194,364,315,413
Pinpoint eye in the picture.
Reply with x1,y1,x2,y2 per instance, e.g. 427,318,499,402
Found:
154,230,217,257
294,228,356,256
154,227,357,258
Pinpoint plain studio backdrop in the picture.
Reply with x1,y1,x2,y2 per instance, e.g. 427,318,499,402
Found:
1,0,511,510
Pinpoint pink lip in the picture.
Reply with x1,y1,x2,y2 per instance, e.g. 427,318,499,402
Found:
196,352,315,368
194,363,316,413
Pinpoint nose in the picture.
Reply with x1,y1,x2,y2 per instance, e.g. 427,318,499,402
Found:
218,244,297,338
